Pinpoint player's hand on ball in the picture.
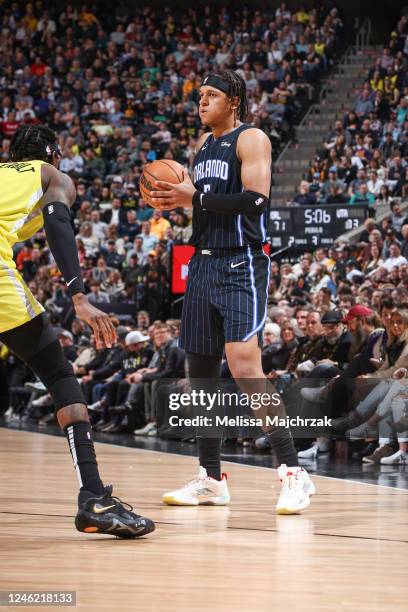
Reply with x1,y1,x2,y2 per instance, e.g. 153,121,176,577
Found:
150,169,195,209
72,294,116,350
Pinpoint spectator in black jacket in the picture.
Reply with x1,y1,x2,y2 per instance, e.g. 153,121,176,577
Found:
92,330,154,433
56,329,78,363
79,326,130,403
292,180,317,206
127,324,186,436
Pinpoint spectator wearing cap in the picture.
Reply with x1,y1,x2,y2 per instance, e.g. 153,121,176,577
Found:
123,254,144,287
342,305,380,362
57,329,77,362
312,310,353,372
300,304,382,404
297,306,363,459
84,328,153,417
121,183,138,210
104,239,125,270
321,167,346,201
111,175,124,197
309,172,322,197
332,245,354,280
125,324,186,435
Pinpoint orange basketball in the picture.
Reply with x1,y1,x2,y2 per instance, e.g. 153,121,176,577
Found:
139,159,184,209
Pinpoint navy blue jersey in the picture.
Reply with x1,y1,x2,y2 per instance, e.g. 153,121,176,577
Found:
190,123,270,248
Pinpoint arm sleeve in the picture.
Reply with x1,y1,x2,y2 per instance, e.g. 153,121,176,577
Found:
192,190,268,216
42,201,85,296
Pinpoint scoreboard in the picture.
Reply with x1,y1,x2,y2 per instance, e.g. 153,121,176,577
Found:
269,205,368,249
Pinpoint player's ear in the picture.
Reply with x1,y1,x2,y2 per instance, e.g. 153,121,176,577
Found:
51,151,60,167
229,95,239,111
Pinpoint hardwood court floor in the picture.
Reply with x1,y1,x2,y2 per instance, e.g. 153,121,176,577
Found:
0,427,407,612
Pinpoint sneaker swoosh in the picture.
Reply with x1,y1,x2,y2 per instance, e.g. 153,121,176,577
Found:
195,487,217,497
92,503,116,514
231,261,245,268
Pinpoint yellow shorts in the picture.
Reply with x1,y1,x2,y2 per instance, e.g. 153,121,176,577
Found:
0,262,44,334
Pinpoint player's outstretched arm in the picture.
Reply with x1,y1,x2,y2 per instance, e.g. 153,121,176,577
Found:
40,165,116,349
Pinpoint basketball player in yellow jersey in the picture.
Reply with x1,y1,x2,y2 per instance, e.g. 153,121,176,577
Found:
0,125,155,538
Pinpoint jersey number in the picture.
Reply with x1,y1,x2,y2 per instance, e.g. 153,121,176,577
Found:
203,184,211,193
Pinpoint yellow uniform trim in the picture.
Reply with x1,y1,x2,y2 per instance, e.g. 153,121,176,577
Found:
0,160,47,333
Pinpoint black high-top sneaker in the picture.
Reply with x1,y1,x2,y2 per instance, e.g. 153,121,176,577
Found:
75,485,155,539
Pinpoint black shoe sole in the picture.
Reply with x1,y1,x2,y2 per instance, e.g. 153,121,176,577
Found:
75,511,155,539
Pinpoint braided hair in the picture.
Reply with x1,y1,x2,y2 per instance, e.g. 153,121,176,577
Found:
212,69,249,121
9,124,60,163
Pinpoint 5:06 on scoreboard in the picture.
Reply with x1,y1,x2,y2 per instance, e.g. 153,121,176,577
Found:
269,205,368,248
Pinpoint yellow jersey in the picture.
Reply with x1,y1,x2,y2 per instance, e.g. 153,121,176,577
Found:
0,160,47,333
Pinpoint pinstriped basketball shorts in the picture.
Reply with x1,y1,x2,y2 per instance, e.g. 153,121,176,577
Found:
179,247,270,357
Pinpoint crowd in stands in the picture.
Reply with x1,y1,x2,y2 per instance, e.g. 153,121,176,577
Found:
0,1,345,325
291,14,407,211
1,4,408,467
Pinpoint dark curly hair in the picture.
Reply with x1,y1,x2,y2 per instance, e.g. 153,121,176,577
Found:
9,124,60,163
211,69,249,121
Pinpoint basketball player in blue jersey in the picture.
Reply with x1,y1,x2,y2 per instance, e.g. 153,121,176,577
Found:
0,124,155,537
150,70,315,514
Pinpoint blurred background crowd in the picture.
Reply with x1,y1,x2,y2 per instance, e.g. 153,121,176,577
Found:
0,2,407,466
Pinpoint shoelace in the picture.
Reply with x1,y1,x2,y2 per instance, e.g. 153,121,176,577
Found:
181,475,207,491
284,474,295,490
282,470,302,491
104,494,134,515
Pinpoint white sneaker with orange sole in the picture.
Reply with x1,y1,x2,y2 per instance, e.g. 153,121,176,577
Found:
162,467,230,506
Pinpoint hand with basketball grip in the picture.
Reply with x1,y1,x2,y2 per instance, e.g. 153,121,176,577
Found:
150,169,195,209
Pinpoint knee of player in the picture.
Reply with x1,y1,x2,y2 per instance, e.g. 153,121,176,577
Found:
229,361,262,379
